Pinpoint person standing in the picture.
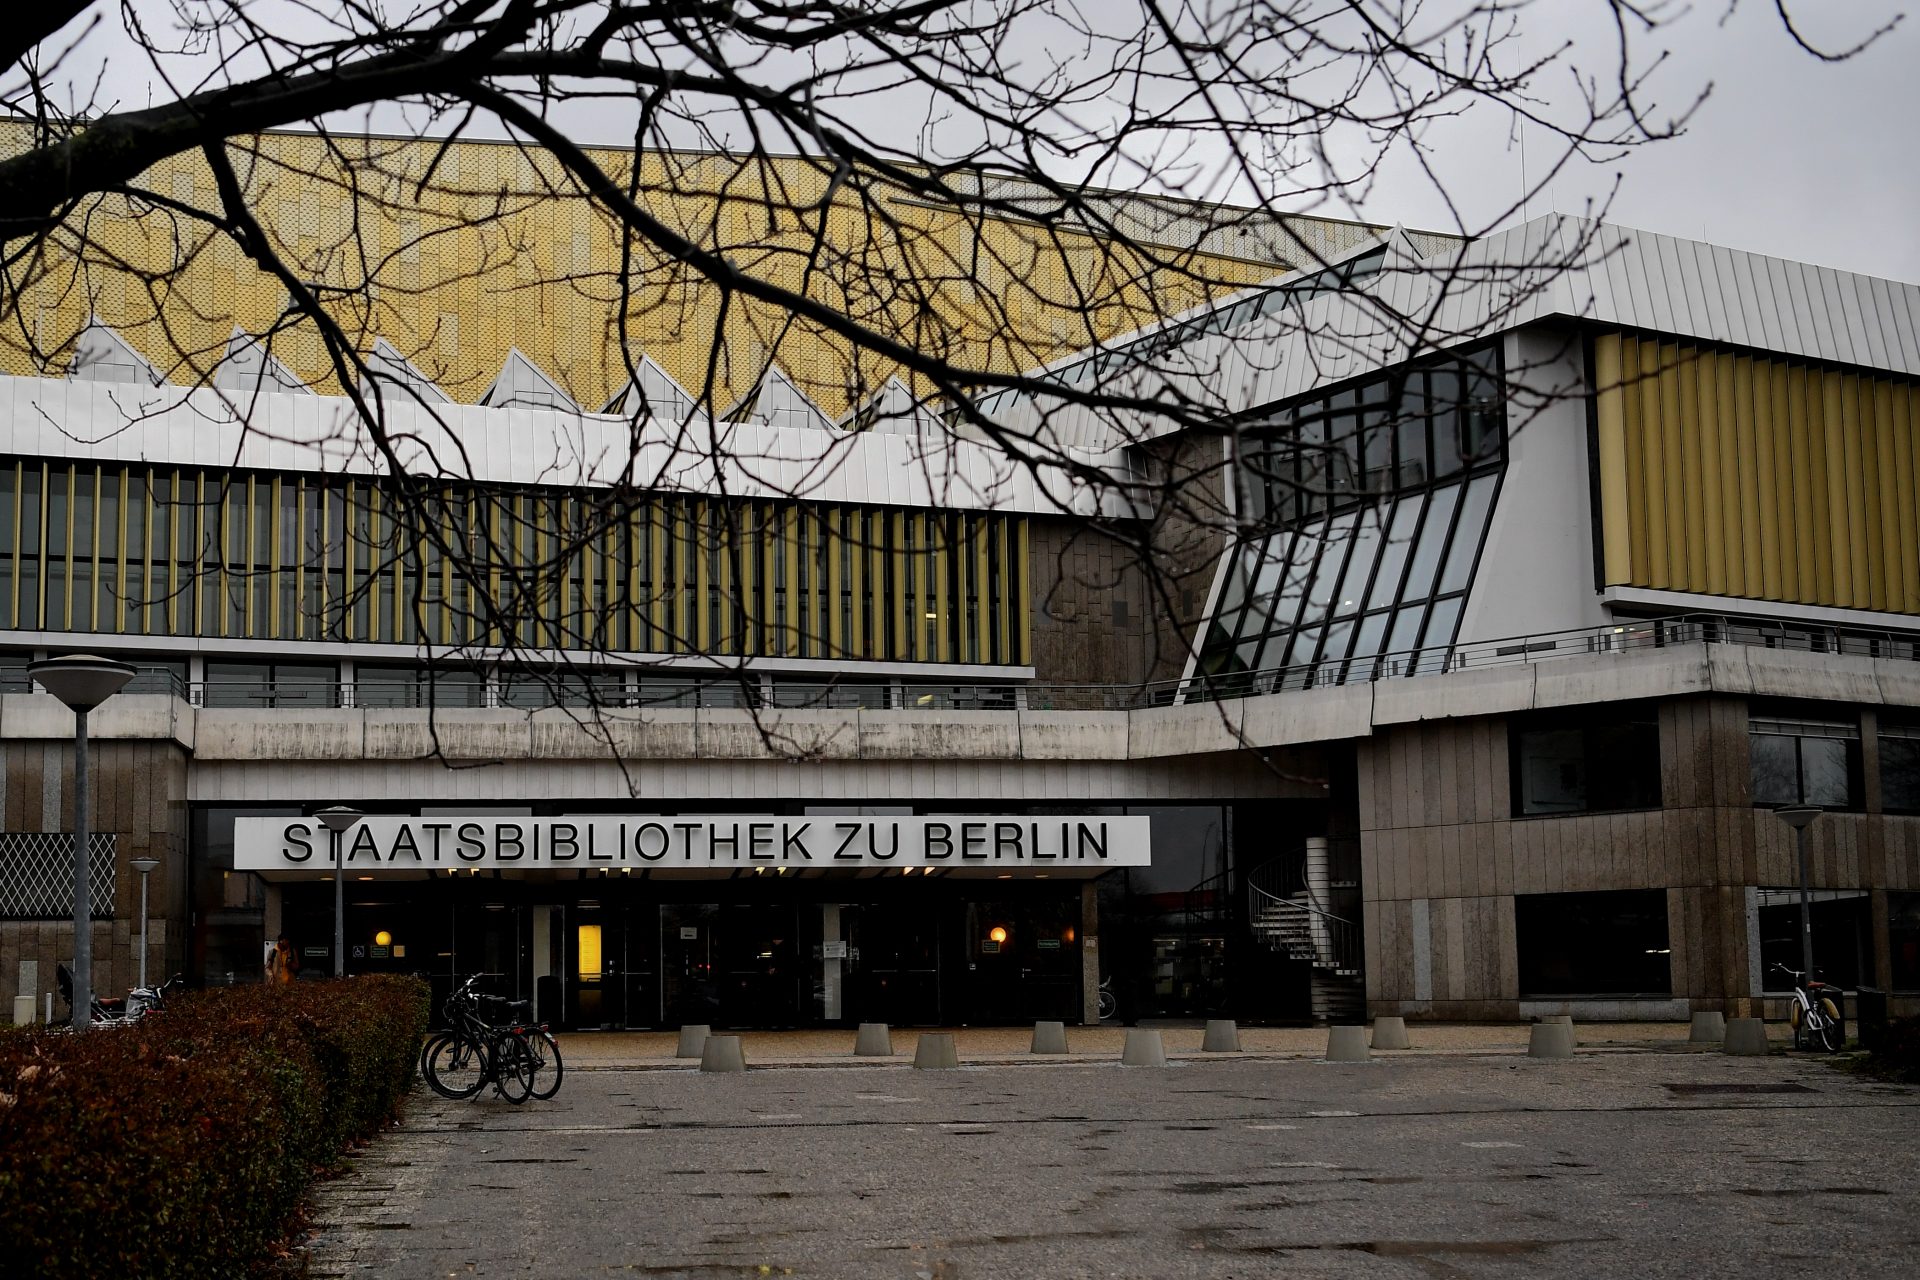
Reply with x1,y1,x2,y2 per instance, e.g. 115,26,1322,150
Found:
267,934,300,985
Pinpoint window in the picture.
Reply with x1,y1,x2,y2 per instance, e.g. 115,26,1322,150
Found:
1880,720,1920,814
1755,888,1872,990
202,660,338,708
1750,710,1861,809
1515,890,1671,997
1890,894,1920,991
355,664,487,709
1200,342,1504,683
1511,707,1662,816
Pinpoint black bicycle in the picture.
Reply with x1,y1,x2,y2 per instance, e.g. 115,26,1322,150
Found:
420,975,552,1103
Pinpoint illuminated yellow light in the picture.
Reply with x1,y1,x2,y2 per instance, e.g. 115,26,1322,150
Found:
577,924,603,978
988,926,1008,944
373,930,392,947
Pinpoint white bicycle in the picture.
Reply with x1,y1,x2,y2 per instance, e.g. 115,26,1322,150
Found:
1773,963,1844,1053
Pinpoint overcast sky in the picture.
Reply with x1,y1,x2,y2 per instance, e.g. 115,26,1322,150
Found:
1380,1,1920,282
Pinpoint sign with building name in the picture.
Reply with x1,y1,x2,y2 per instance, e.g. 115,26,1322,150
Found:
234,816,1151,872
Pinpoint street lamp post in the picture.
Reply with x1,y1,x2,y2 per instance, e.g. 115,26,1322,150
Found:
129,856,160,989
27,654,137,1031
314,806,363,978
1775,805,1823,983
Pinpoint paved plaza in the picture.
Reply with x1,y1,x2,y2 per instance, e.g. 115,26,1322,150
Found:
303,1036,1919,1278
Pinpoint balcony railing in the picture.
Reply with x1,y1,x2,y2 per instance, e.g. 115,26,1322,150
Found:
0,613,1913,714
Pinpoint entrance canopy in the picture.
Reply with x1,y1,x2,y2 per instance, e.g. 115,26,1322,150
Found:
235,815,1149,882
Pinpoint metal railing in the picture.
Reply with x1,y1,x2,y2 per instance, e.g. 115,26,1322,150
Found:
1,612,1914,714
1247,855,1361,974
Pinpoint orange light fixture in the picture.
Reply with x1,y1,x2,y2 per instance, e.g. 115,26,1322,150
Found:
988,926,1008,944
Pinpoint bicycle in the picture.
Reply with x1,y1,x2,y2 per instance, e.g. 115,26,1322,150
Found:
1773,963,1844,1053
420,975,540,1103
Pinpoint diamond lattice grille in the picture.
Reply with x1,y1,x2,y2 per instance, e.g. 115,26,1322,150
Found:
0,833,117,919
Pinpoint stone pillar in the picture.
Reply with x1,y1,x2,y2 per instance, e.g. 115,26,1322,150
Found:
1305,836,1332,959
1080,881,1100,1026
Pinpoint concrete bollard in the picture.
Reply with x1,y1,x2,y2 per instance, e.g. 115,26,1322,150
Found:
1201,1019,1242,1053
1325,1025,1371,1062
1370,1016,1411,1051
1121,1028,1167,1067
1543,1013,1577,1046
854,1022,894,1057
1031,1020,1070,1054
913,1033,960,1069
11,994,34,1026
699,1034,747,1073
676,1024,711,1059
1689,1011,1727,1044
1527,1022,1574,1059
1723,1018,1770,1056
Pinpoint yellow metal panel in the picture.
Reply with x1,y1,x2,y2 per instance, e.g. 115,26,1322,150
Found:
1592,335,1634,585
1656,343,1689,589
869,510,888,661
270,475,284,640
1820,373,1854,606
626,503,644,652
1894,384,1920,613
846,508,866,660
825,507,843,658
1783,365,1819,602
60,465,74,631
996,514,1014,664
1674,350,1709,591
1769,361,1800,601
1716,354,1753,598
738,502,759,659
713,503,735,655
1841,375,1877,609
694,500,712,653
1636,339,1668,587
1688,349,1725,595
647,500,666,651
1015,517,1031,665
192,470,205,637
973,515,992,664
114,466,128,634
891,510,909,662
933,514,951,664
783,504,802,658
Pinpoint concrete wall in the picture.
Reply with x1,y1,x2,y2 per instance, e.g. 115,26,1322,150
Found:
1357,694,1920,1020
1139,431,1232,684
1028,516,1155,686
0,736,191,1022
1456,325,1612,646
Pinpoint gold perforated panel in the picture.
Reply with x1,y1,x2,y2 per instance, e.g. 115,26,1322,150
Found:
1594,333,1920,614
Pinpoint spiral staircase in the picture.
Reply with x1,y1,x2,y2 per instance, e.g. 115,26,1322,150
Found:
1248,841,1366,1022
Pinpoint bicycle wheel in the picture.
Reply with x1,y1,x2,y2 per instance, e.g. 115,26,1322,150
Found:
528,1030,565,1101
1788,1000,1808,1050
1814,997,1844,1052
494,1032,536,1104
423,1030,489,1100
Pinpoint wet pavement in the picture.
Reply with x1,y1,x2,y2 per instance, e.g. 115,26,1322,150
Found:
303,1049,1919,1278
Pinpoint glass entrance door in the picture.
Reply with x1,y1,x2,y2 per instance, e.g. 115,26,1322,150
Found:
844,905,941,1025
565,906,620,1029
662,903,720,1026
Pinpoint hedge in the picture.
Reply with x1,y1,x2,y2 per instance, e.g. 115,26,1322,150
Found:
1861,1014,1920,1083
0,974,429,1279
